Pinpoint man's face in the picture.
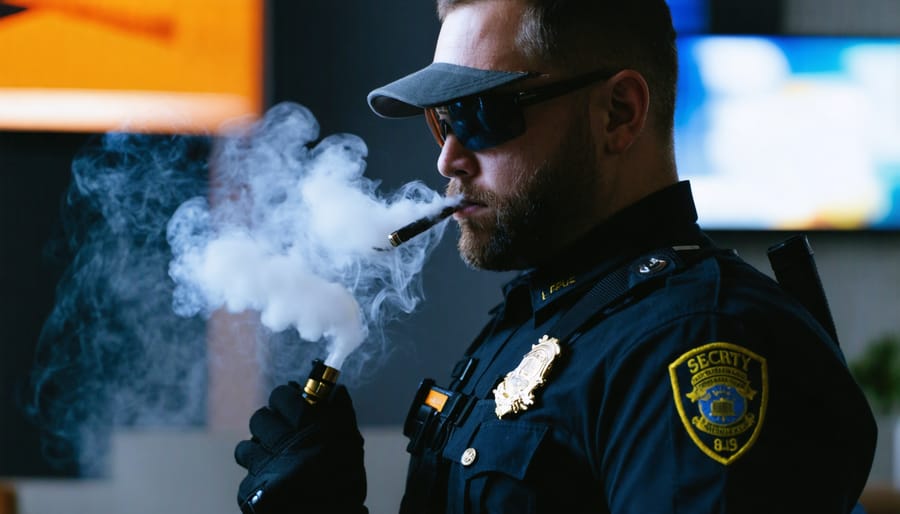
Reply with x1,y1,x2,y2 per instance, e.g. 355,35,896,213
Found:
433,0,603,270
445,113,597,270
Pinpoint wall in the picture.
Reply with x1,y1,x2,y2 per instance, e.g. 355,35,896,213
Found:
785,0,900,35
10,428,409,514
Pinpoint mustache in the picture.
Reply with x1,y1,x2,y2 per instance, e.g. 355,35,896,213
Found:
445,181,497,207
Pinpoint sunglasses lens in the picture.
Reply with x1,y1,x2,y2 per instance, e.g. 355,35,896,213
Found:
425,108,446,147
439,119,452,141
427,95,526,152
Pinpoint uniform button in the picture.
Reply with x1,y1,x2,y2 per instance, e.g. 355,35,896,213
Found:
638,257,668,275
461,447,478,466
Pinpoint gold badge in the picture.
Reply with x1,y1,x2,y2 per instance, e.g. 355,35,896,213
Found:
493,335,562,419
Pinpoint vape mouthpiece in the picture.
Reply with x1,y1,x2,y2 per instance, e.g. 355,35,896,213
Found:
301,359,340,405
388,204,459,247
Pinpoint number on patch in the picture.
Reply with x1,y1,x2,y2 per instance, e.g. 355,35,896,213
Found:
713,438,739,452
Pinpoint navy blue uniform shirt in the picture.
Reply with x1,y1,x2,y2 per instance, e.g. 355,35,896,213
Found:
400,181,876,514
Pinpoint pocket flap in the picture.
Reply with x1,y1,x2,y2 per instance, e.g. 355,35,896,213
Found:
449,420,548,481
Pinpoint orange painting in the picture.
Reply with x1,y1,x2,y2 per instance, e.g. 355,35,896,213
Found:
0,0,263,133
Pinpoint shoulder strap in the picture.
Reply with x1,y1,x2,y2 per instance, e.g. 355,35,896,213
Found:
766,235,840,348
546,245,718,345
449,245,721,391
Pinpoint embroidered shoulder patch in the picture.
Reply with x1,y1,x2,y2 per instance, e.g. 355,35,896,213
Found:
668,342,768,465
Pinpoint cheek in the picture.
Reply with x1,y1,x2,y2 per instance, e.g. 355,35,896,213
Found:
477,153,532,194
477,133,549,192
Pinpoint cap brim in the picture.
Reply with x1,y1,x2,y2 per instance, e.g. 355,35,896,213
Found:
367,62,529,118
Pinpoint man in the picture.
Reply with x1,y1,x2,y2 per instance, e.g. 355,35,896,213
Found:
235,1,877,513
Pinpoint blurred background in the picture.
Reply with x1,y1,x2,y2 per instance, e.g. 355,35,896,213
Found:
2,0,900,513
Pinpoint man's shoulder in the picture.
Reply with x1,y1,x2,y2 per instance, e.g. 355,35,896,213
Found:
575,249,832,360
626,249,792,325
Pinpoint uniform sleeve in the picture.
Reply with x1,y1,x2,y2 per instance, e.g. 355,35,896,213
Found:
594,309,872,514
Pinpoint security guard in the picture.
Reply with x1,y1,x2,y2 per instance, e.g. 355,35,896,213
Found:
395,182,875,513
234,1,877,512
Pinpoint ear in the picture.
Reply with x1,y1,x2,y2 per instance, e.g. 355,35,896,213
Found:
593,70,650,154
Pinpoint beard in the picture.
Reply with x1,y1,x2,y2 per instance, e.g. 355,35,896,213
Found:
447,113,598,271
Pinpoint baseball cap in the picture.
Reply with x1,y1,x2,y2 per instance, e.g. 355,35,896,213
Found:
367,62,529,118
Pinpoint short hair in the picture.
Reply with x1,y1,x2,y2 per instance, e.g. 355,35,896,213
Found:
436,0,678,139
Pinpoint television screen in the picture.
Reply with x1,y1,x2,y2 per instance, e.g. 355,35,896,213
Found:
675,35,900,230
667,0,709,35
0,0,263,134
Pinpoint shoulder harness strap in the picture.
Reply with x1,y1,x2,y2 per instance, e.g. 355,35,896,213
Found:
546,244,719,345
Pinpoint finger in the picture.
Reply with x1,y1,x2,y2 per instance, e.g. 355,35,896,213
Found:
327,385,361,431
268,383,310,428
248,407,292,449
234,439,269,470
329,384,353,408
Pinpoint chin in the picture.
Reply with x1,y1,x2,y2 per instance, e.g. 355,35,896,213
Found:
458,235,529,272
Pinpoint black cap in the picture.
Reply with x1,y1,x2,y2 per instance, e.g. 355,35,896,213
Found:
367,62,529,118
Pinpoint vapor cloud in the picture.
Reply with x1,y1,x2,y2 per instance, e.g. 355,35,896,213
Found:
28,102,450,474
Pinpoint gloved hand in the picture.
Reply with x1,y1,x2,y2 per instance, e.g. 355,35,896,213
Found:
234,382,367,514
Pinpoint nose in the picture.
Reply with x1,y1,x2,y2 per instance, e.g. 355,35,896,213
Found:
436,134,479,180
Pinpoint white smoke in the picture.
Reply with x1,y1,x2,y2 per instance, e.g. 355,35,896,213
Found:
28,102,451,474
168,101,453,370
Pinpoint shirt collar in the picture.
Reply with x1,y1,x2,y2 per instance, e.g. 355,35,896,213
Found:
500,180,703,323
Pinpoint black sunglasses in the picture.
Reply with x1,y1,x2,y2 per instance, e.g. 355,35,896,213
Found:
425,67,620,152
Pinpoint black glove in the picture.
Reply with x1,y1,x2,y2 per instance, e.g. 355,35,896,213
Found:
234,382,367,514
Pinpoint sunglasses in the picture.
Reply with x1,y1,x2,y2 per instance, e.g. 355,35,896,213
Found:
425,67,619,152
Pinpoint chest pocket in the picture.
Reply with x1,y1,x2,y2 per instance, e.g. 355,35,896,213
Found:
443,403,549,514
